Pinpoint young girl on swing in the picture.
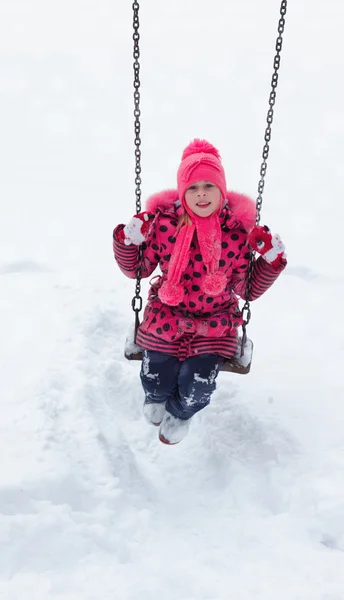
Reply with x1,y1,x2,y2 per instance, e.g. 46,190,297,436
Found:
113,139,287,445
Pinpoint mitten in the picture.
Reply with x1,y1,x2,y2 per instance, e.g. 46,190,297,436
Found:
248,225,286,269
117,212,153,246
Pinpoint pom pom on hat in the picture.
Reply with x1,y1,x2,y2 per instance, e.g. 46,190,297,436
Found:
181,139,222,161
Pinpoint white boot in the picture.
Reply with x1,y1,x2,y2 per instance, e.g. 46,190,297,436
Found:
159,412,191,445
143,401,166,426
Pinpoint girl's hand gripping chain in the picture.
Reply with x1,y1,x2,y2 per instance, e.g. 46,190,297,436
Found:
117,212,153,246
248,225,286,269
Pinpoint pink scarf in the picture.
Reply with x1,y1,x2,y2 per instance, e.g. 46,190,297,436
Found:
158,210,227,306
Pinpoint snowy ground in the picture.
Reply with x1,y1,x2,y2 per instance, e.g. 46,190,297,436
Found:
1,1,344,598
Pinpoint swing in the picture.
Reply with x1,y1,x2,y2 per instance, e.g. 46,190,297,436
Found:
124,1,288,374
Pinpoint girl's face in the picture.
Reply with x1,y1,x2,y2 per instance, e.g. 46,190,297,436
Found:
184,180,222,217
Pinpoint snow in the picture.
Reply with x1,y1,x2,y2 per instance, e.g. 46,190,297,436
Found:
1,0,344,598
194,373,212,385
125,323,143,357
235,337,253,368
141,351,158,381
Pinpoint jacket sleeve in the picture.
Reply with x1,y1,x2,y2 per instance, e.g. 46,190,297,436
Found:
112,217,160,280
231,239,287,301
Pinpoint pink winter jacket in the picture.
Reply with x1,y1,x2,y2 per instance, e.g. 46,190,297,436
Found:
113,190,286,361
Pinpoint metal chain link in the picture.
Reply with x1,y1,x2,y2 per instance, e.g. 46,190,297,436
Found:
132,1,143,337
241,0,287,351
133,0,142,214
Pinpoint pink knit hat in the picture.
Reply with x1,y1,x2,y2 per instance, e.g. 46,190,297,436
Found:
177,138,227,207
158,139,228,306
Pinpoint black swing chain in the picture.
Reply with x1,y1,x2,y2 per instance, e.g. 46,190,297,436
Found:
241,0,287,352
133,1,142,214
132,1,143,337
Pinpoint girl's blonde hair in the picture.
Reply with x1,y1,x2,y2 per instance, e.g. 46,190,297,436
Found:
177,212,192,233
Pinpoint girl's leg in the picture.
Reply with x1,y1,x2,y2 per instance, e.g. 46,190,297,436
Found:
140,350,181,405
165,353,223,420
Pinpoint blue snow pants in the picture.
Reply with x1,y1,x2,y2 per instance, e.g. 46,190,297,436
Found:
140,350,223,420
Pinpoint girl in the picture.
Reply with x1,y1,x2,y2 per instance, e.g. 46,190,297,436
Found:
113,139,287,445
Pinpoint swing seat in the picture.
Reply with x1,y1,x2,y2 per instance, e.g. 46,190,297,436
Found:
124,326,253,374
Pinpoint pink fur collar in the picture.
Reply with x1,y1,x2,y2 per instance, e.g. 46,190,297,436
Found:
145,189,256,232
